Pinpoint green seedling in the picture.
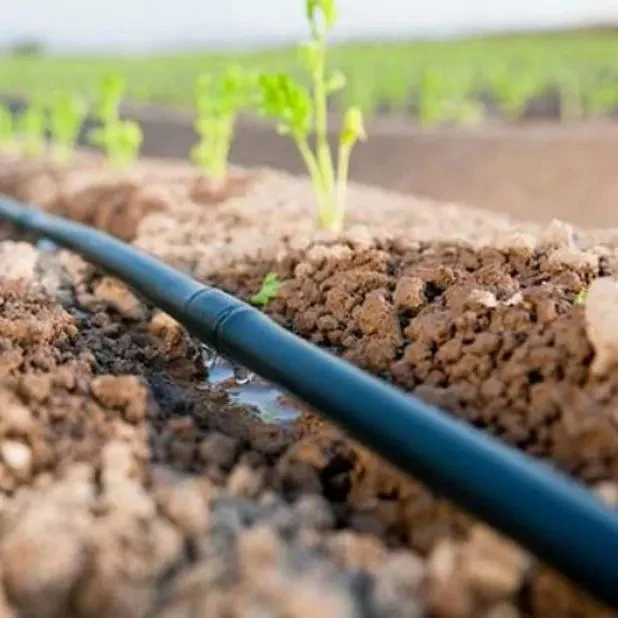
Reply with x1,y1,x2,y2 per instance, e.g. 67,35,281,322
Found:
96,74,125,123
418,69,483,127
258,0,366,233
48,92,86,164
88,120,143,169
418,69,448,127
0,103,14,145
190,66,254,184
575,287,588,304
250,272,281,308
488,63,540,120
87,74,143,168
16,102,47,158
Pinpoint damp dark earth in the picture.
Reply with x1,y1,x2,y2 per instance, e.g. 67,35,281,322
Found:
200,347,302,425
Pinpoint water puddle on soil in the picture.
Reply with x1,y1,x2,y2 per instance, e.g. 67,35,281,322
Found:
200,345,301,425
33,239,300,425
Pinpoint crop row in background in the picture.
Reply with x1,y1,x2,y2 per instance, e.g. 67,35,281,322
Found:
1,30,618,124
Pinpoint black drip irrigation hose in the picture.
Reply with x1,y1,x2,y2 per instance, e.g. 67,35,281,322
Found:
2,194,618,608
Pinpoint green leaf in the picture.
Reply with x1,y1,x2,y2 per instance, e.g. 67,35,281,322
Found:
306,0,319,21
49,92,85,150
87,118,142,169
19,104,46,136
575,287,588,304
191,66,251,179
122,120,143,151
195,116,219,138
306,0,338,31
16,102,47,158
487,62,540,119
340,106,366,148
326,70,347,93
418,67,482,128
258,73,312,139
299,42,320,72
102,74,125,100
250,272,281,308
97,74,125,122
259,0,356,233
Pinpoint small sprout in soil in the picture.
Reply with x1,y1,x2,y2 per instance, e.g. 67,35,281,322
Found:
95,74,125,124
575,287,588,304
418,69,450,127
16,101,47,158
250,272,281,308
191,66,255,185
488,62,540,120
48,92,86,164
87,74,143,168
418,68,484,128
88,120,143,169
257,0,366,233
0,103,14,145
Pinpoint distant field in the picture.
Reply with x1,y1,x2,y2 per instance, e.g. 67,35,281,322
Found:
2,30,618,124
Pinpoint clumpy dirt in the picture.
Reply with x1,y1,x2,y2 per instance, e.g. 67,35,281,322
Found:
0,241,409,618
0,150,253,242
214,239,618,482
1,151,618,617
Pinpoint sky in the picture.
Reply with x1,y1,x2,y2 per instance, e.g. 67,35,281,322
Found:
1,0,617,53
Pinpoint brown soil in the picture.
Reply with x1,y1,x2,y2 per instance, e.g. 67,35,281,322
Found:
217,240,618,483
0,151,617,617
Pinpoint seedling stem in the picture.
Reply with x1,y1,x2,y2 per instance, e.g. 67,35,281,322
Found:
191,68,253,185
258,0,366,233
250,272,281,308
87,75,143,169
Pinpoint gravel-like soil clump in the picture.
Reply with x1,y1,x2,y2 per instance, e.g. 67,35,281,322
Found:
0,151,617,617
